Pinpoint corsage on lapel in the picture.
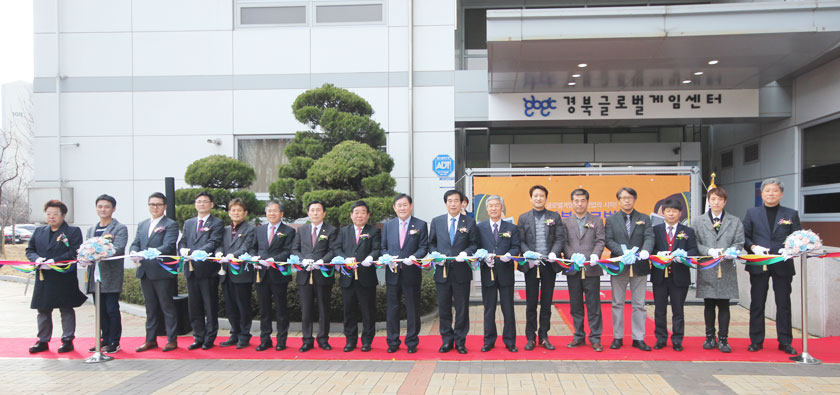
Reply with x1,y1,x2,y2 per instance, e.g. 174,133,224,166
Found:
500,231,512,238
458,227,469,233
545,218,556,226
359,233,370,240
635,220,645,226
153,226,165,234
198,226,210,233
712,219,722,231
276,231,287,238
56,233,69,247
318,234,328,241
584,222,594,229
409,228,419,235
778,218,792,226
676,231,688,240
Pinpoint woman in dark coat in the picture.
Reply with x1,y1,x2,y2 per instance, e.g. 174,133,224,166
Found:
25,200,86,353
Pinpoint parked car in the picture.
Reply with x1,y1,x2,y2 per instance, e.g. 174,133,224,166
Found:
3,227,32,244
3,228,20,244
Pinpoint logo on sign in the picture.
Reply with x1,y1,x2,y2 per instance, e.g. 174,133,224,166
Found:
523,95,556,117
433,155,454,177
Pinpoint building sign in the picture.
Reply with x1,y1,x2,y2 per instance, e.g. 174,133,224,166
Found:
433,154,454,177
489,89,758,121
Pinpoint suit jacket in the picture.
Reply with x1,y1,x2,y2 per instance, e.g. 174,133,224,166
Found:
216,222,256,284
179,215,225,279
132,216,180,281
334,224,381,288
292,222,338,286
26,222,87,309
743,205,801,276
254,222,296,284
605,210,655,276
561,213,606,277
516,209,565,273
429,214,479,284
84,218,129,293
476,220,521,287
650,223,699,287
692,211,744,299
381,216,428,287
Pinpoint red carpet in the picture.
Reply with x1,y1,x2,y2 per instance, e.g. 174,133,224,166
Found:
517,289,654,302
3,335,839,362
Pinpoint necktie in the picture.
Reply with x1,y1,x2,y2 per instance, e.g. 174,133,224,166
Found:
197,219,204,234
449,217,457,245
268,225,275,246
355,227,361,243
667,226,675,251
312,226,318,246
625,214,632,235
493,223,499,242
399,221,407,248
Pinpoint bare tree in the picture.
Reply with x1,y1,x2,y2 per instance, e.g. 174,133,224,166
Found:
0,89,33,256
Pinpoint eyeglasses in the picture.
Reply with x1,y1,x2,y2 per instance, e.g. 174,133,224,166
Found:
148,203,165,207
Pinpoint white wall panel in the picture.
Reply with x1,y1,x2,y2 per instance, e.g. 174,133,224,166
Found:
34,34,57,78
133,32,233,76
760,127,796,178
134,91,233,135
35,0,131,33
66,180,135,229
59,33,132,77
60,93,133,136
413,26,455,72
132,135,233,181
132,0,233,32
33,137,60,181
412,177,448,221
386,131,410,179
413,86,454,132
59,137,133,180
794,56,840,125
388,0,408,27
310,26,388,73
388,27,408,72
233,89,306,134
234,28,310,75
413,0,455,26
33,93,57,137
412,131,454,178
388,87,409,132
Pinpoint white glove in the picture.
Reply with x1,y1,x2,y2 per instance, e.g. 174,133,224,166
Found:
656,251,670,258
389,261,398,272
500,253,512,262
708,248,722,259
40,264,52,271
456,251,467,262
638,250,650,260
408,255,417,263
35,257,45,264
314,259,324,268
486,258,495,268
214,251,223,258
130,255,143,263
344,257,356,265
46,259,55,264
779,248,793,260
361,256,373,267
751,245,770,255
219,254,233,264
548,252,557,261
590,254,600,265
528,260,538,268
484,256,494,264
180,248,190,257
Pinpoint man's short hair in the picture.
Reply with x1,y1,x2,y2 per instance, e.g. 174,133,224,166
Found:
485,195,505,210
350,200,370,213
228,198,247,211
661,199,683,212
307,200,325,211
570,188,589,200
148,192,166,202
443,190,464,203
394,193,413,205
616,187,638,200
95,194,116,207
265,200,284,211
44,200,68,215
708,187,728,201
529,185,549,198
195,190,213,203
761,178,785,192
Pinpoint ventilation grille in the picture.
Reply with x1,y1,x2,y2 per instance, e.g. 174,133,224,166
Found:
721,150,733,168
744,143,760,164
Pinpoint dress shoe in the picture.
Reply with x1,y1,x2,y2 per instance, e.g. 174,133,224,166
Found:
236,342,249,349
592,343,603,352
481,344,494,352
104,343,120,354
136,342,158,352
779,344,797,355
29,341,49,354
456,345,468,354
609,339,623,349
162,342,177,352
299,343,313,352
539,338,556,350
747,343,763,352
568,339,586,348
201,343,214,350
702,336,717,350
673,343,684,352
275,344,286,351
361,344,372,352
524,341,536,351
632,340,651,351
506,345,518,353
256,342,272,352
718,338,732,353
220,337,238,347
654,340,667,350
439,344,453,353
387,345,399,353
188,342,203,350
319,343,332,351
344,344,356,352
407,346,417,354
57,341,74,353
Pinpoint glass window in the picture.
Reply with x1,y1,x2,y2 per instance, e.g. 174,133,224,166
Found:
803,118,840,187
804,192,840,214
237,137,292,193
315,4,383,24
464,9,487,50
240,6,307,25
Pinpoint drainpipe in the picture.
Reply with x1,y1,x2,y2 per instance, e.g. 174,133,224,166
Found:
408,0,414,197
55,0,62,186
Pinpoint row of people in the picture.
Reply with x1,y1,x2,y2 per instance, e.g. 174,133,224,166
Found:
25,177,799,356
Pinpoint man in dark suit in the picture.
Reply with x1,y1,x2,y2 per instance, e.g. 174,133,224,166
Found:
382,193,428,354
743,178,801,355
179,191,225,350
253,201,296,352
517,185,564,351
291,200,337,352
561,188,606,352
334,201,381,352
651,199,699,351
131,192,180,353
605,187,655,351
429,190,478,354
477,195,520,353
216,198,256,349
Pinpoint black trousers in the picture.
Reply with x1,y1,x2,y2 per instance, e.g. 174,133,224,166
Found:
749,272,793,345
386,284,421,348
436,281,471,347
653,280,688,344
140,278,179,343
187,276,220,345
481,284,516,348
222,279,253,342
567,272,602,343
524,266,555,341
93,292,122,345
704,298,730,338
299,283,332,346
342,282,376,346
256,280,289,345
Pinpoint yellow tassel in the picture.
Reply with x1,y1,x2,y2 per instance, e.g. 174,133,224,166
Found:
443,263,447,278
665,268,669,278
581,267,586,279
84,268,89,283
630,265,634,277
354,267,358,280
309,271,313,285
189,261,194,272
256,270,261,283
717,265,722,278
490,267,495,282
763,265,767,272
39,269,44,281
537,266,541,279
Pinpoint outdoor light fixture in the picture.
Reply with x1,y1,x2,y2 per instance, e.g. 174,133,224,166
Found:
682,80,692,84
577,63,587,68
572,74,581,78
708,60,719,65
568,82,576,86
694,71,704,75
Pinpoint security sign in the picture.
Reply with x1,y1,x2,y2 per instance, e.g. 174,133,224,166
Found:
433,154,454,177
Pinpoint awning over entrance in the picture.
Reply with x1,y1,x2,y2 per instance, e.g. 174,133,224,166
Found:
487,2,840,94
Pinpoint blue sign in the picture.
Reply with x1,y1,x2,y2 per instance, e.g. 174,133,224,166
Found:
433,154,454,177
523,95,556,117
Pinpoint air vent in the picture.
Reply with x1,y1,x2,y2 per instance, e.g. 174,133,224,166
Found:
744,143,760,164
720,150,733,168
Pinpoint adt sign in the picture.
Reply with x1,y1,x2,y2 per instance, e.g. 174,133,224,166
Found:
433,154,454,177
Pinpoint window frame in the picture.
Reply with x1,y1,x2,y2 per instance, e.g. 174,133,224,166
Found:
235,2,310,28
312,1,386,26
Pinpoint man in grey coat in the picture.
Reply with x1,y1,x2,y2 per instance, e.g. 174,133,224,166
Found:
605,187,655,351
85,194,129,354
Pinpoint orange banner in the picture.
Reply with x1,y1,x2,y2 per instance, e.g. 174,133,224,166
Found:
473,175,691,226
